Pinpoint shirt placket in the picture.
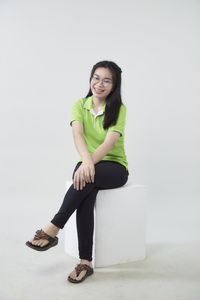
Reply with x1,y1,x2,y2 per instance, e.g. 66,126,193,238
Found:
90,109,103,128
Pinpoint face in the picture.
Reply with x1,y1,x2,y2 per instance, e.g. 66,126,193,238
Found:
90,67,113,99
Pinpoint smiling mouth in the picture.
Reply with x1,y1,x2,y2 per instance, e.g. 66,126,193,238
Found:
94,87,104,93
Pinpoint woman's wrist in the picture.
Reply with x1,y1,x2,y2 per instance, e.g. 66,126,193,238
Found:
82,155,94,165
90,153,95,164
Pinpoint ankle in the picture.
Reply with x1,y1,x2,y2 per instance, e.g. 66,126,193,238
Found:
80,259,92,266
43,223,60,237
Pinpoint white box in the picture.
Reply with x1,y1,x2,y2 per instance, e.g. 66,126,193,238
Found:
64,180,147,267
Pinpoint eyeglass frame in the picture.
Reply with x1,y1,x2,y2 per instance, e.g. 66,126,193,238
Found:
91,74,113,87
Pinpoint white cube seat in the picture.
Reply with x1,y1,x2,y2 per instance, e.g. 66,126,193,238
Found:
64,180,147,267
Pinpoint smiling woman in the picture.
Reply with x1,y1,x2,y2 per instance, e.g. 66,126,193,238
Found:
91,67,113,99
92,73,113,89
70,95,128,172
25,60,129,284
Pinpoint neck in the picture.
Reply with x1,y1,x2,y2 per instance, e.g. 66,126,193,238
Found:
92,95,106,107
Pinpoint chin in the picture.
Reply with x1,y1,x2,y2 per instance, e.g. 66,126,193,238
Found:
92,89,103,96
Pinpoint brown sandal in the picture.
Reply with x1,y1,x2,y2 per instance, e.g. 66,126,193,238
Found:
68,263,94,283
25,229,58,251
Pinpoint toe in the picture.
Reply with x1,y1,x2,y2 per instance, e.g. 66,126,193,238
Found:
76,270,86,281
39,241,44,247
33,241,39,246
41,240,49,247
29,238,34,243
34,240,40,245
29,239,49,247
69,270,77,280
37,240,47,247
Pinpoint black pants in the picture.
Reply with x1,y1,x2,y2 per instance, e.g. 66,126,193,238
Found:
51,160,129,262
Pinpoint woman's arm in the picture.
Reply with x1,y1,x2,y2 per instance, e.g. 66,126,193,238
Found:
72,121,92,163
91,131,120,164
72,120,95,189
72,122,120,189
72,121,120,164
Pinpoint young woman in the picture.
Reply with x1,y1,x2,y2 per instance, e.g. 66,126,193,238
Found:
26,60,129,283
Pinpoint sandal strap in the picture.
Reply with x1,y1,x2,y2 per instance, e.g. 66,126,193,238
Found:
75,264,92,277
33,229,53,241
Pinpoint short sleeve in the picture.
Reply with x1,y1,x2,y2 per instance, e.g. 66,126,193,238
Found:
70,99,83,126
107,104,127,137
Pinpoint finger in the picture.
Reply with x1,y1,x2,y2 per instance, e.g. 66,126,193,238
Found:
80,179,83,190
92,170,95,183
84,169,89,183
89,171,92,182
83,170,89,183
84,174,88,184
88,170,93,183
81,178,85,190
74,171,79,190
78,172,82,190
86,170,91,183
74,178,78,190
81,170,86,183
75,174,80,190
79,174,85,190
78,176,81,190
82,177,86,188
73,176,76,190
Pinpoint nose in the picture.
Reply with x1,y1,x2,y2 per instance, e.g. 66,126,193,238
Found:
96,81,104,88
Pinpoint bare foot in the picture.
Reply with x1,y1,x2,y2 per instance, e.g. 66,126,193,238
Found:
68,259,93,281
29,223,60,248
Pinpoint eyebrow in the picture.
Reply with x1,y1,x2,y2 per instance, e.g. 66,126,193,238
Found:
94,73,112,80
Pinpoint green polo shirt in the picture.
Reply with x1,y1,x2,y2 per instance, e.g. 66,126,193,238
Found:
70,95,129,175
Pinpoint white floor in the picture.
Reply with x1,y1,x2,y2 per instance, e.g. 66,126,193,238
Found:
1,196,200,300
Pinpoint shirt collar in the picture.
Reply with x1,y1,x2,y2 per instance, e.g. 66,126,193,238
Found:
83,95,106,113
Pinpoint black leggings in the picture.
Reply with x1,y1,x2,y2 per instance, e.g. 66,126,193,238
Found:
51,160,129,262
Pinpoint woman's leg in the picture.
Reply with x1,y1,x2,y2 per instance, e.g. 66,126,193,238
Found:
30,161,128,252
76,187,99,262
76,160,128,261
29,161,95,247
50,163,97,229
29,159,128,280
51,160,128,230
69,160,128,280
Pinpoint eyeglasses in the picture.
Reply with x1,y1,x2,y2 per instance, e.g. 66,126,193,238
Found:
91,75,112,87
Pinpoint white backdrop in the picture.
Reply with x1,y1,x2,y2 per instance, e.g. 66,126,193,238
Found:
0,0,199,243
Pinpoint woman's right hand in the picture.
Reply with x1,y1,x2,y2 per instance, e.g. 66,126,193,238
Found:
81,160,95,183
73,160,95,190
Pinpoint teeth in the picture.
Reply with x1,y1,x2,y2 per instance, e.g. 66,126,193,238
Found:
95,88,104,92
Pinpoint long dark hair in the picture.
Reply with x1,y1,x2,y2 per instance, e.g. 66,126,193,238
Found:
85,60,124,130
